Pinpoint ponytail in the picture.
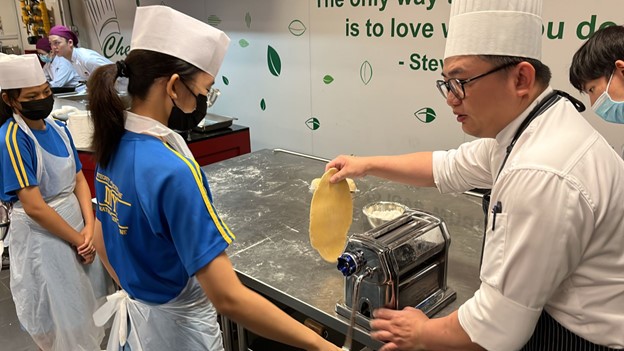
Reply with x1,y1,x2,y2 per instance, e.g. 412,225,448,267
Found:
88,50,202,168
88,64,125,168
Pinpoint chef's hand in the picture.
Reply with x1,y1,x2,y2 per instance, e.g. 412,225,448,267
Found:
326,155,369,184
370,307,428,351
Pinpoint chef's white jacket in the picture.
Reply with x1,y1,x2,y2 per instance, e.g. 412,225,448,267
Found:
433,87,624,350
43,56,81,88
69,47,112,80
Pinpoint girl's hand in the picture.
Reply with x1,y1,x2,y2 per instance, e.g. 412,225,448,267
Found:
76,227,95,257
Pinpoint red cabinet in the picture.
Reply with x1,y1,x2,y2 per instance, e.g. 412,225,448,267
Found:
78,125,251,197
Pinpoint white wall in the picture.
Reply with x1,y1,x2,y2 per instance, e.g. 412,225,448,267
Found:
66,0,624,159
0,0,21,51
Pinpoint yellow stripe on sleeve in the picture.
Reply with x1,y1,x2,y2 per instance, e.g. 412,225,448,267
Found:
5,123,28,188
163,143,236,244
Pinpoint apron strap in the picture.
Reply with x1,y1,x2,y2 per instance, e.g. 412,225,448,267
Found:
93,290,130,346
520,310,620,351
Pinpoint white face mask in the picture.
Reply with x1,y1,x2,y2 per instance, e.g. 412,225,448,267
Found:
592,70,624,124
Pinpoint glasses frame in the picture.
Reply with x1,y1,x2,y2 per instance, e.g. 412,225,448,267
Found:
436,62,516,100
180,79,220,108
207,88,220,108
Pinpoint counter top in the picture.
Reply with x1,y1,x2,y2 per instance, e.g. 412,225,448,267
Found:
201,149,484,349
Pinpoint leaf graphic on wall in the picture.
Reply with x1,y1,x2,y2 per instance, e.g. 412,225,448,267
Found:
323,75,334,84
260,98,266,111
414,107,436,123
245,12,252,28
360,61,373,85
207,15,222,27
306,117,320,130
239,39,250,48
267,46,282,77
222,76,230,86
288,20,307,36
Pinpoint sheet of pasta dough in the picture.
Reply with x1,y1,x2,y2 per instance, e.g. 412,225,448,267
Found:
309,168,353,262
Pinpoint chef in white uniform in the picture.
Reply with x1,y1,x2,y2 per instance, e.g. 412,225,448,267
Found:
326,0,624,350
48,25,112,83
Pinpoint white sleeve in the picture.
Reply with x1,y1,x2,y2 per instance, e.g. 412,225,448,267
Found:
432,138,497,193
458,168,592,350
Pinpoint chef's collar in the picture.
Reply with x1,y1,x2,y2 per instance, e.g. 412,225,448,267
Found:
495,86,554,147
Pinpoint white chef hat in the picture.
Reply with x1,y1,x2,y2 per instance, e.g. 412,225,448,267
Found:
130,5,230,77
444,0,543,60
0,54,47,90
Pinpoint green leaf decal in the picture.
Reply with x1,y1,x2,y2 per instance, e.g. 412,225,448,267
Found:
207,15,222,27
288,20,307,36
267,45,282,77
222,76,229,86
414,107,436,123
360,60,373,85
239,39,250,48
245,12,252,28
323,75,334,84
260,98,266,111
305,117,320,130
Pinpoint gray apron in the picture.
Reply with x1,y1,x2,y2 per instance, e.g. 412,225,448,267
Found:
9,116,107,350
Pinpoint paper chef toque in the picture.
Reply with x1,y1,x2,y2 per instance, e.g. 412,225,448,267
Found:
0,54,47,90
444,0,543,60
130,5,230,77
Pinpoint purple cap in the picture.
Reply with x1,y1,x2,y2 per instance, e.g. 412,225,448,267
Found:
36,37,51,52
49,25,79,45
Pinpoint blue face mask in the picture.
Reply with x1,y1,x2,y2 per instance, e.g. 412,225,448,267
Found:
592,71,624,124
38,54,53,64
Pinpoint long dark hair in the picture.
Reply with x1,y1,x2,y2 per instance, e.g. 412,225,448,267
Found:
0,89,20,126
87,49,202,167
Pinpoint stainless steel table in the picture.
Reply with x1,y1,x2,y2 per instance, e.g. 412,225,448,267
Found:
201,149,484,350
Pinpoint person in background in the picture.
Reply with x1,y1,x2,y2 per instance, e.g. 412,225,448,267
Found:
88,6,340,351
48,25,112,84
35,37,82,91
0,54,107,350
570,25,624,124
326,1,624,350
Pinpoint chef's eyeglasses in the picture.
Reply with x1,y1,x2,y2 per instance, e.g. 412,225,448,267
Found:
436,62,516,100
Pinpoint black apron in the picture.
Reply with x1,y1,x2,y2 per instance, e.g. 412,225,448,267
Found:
520,310,621,351
478,91,617,349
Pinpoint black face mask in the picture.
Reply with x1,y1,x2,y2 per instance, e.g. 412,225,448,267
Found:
18,94,55,121
168,81,208,131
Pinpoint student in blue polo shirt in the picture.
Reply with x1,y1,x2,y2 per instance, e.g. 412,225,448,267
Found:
88,6,340,351
0,54,106,350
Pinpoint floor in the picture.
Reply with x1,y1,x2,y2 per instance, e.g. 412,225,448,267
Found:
0,267,110,351
0,268,38,351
